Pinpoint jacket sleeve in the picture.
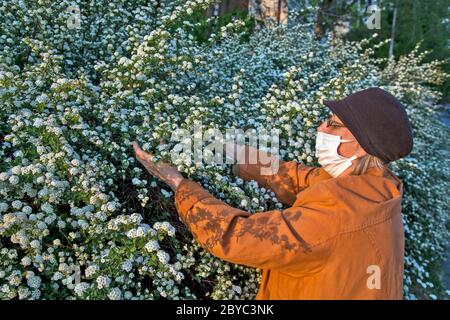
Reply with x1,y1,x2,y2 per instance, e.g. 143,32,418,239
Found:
235,155,332,206
175,178,339,277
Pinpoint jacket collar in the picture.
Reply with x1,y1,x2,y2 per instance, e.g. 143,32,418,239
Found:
317,165,402,193
364,166,385,177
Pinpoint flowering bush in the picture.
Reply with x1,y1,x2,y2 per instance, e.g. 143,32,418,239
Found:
0,0,448,300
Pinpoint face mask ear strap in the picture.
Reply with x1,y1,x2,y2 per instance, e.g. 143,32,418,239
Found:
340,139,355,143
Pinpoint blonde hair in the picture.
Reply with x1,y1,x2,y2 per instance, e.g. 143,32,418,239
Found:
351,154,388,176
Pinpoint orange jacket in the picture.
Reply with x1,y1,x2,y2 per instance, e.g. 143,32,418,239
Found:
174,156,405,300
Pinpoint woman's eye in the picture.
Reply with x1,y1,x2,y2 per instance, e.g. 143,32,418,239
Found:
331,121,344,127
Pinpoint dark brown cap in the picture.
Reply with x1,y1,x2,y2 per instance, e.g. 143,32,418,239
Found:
323,87,413,163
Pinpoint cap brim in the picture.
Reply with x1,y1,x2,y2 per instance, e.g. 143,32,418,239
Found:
323,99,367,151
323,99,350,124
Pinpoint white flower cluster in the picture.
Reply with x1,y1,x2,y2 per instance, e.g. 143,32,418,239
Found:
145,240,160,253
0,0,448,301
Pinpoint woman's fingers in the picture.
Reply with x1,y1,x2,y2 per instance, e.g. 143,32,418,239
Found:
132,141,144,159
132,140,183,191
132,141,159,175
132,141,182,190
132,141,154,162
133,141,170,179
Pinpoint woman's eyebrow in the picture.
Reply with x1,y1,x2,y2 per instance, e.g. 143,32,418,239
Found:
330,118,344,125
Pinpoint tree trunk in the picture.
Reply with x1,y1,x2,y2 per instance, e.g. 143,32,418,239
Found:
388,0,398,60
220,0,249,15
315,0,333,38
412,0,417,43
206,0,249,18
356,0,360,28
250,0,288,27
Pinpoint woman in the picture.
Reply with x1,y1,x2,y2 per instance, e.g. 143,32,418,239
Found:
132,87,413,299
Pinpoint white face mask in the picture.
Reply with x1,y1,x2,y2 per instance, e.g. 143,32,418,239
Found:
315,132,358,178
